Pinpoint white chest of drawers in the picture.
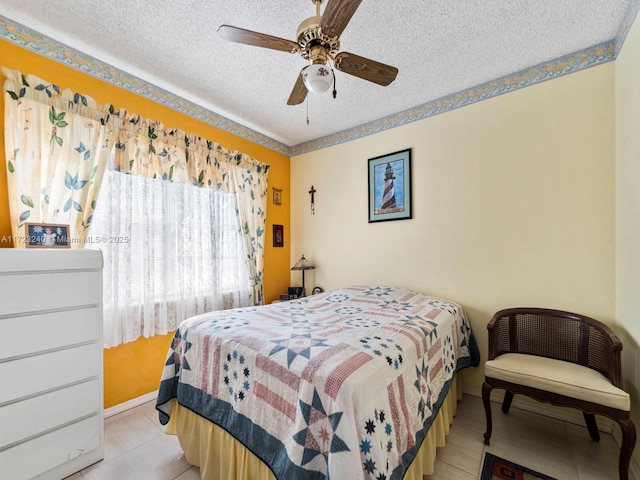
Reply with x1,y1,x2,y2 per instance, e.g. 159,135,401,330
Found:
0,249,104,480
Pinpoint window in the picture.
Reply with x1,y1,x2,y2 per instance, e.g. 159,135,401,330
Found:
89,168,250,347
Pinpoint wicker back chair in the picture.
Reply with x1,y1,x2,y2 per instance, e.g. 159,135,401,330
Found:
482,308,636,480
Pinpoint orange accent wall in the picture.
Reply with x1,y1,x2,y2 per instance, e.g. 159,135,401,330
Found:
0,39,291,407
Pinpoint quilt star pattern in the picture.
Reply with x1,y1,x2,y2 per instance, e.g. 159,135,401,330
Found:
157,285,479,480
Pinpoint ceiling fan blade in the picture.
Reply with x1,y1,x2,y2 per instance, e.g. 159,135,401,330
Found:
333,52,398,86
218,25,299,53
319,0,363,38
287,71,308,105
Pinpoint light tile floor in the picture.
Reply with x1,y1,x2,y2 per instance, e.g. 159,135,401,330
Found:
71,394,621,479
427,395,620,480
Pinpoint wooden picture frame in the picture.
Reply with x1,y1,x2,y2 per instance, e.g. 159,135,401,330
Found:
25,223,71,248
273,224,284,247
368,148,412,223
272,187,282,206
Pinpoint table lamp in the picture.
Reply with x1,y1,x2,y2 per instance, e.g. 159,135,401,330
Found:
291,254,316,297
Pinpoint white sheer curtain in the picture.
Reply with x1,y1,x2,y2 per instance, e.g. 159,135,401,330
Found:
90,166,251,348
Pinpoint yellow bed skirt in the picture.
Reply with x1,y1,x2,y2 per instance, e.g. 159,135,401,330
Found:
166,374,463,480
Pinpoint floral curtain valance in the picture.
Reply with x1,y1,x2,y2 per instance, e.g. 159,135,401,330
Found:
110,113,268,194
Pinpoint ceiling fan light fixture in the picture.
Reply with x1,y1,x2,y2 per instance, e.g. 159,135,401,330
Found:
302,63,334,94
219,0,398,106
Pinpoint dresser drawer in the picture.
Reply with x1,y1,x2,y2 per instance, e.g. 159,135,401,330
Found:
0,271,101,316
0,343,101,404
0,378,100,450
0,413,102,480
0,249,103,479
0,307,101,361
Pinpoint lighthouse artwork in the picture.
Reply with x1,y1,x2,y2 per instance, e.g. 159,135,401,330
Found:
375,160,404,215
379,162,399,211
368,148,412,222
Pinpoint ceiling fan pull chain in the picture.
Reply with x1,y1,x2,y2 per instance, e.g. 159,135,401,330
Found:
306,97,310,126
331,63,337,99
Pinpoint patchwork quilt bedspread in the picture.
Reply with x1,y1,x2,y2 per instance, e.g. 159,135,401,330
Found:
157,285,479,480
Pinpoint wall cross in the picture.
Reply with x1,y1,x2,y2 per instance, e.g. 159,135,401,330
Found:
309,185,316,215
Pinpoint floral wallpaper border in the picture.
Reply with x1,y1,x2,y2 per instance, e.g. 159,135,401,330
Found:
291,40,618,156
1,0,639,157
0,15,290,156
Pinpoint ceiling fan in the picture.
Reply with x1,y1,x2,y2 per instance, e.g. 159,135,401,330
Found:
218,0,399,105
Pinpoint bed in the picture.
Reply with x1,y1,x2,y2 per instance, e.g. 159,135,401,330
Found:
156,285,479,479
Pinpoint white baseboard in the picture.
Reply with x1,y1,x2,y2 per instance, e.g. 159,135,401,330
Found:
463,386,639,479
104,390,158,418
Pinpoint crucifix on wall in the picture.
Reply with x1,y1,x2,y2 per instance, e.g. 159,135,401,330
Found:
309,185,316,215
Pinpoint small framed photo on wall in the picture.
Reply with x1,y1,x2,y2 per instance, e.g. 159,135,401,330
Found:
272,187,282,206
273,224,284,247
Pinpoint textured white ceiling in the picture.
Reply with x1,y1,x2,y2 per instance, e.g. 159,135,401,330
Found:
0,0,633,148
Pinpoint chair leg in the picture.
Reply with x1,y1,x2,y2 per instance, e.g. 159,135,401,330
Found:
618,419,636,480
583,413,600,442
501,391,514,414
482,382,493,445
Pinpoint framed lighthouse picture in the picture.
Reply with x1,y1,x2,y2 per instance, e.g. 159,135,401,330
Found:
368,148,412,223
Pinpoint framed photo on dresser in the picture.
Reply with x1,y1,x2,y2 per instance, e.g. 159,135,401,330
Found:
25,223,70,248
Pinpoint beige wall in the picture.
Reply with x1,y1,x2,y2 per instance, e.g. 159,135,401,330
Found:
617,12,640,354
616,6,640,456
291,62,616,389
